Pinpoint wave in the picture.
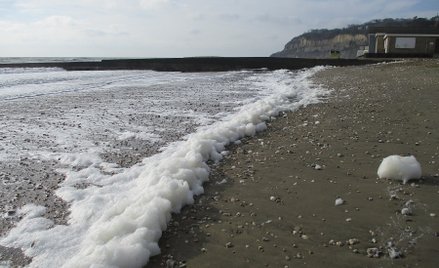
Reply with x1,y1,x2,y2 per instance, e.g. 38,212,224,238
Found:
0,67,329,267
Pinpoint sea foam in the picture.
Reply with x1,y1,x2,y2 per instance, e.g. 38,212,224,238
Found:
377,155,422,184
1,67,329,267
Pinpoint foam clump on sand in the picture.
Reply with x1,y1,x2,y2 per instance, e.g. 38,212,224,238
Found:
377,155,422,184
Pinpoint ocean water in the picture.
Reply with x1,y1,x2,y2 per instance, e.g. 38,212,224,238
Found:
0,57,108,64
0,66,329,267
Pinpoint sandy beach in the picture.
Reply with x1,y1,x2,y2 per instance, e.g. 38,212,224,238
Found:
148,59,439,268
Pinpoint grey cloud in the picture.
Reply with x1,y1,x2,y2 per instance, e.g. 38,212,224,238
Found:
189,29,201,35
84,28,129,37
254,14,302,25
218,13,241,21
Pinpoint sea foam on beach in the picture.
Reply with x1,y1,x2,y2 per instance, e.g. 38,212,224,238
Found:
377,155,422,184
0,66,329,267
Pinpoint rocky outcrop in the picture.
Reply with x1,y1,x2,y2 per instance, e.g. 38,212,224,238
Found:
272,33,367,58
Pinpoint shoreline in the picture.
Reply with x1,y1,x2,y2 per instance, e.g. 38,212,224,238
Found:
1,60,438,267
148,59,439,267
0,65,326,266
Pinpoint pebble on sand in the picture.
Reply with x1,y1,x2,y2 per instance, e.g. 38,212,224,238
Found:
366,247,381,258
335,198,344,206
388,247,402,259
401,207,412,216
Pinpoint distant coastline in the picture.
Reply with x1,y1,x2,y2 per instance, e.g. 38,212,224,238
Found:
0,57,110,64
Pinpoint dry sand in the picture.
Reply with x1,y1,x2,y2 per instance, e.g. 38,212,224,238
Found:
148,59,439,268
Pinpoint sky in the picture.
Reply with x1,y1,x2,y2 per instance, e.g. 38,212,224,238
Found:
0,0,438,57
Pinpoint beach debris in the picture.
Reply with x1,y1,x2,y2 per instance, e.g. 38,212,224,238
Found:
347,238,359,245
405,200,414,206
269,196,276,201
377,155,422,184
410,183,420,188
166,258,176,268
345,218,352,222
386,241,403,259
6,210,16,217
220,150,229,156
335,241,344,247
314,164,322,170
430,213,436,217
366,247,381,258
225,242,234,248
401,199,414,215
387,247,402,259
216,179,227,185
292,226,302,235
389,193,399,200
335,197,344,206
401,207,412,216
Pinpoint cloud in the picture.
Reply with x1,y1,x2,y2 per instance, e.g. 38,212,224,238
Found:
189,29,201,35
1,0,438,57
139,0,169,10
0,15,126,45
254,14,302,25
218,14,241,21
35,15,75,28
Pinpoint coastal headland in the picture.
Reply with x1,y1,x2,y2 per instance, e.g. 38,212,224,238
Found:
0,57,385,72
148,59,439,267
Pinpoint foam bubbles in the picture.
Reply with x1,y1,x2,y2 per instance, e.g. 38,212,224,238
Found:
1,67,329,267
377,155,422,184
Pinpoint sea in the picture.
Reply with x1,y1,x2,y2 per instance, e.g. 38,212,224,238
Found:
0,58,329,267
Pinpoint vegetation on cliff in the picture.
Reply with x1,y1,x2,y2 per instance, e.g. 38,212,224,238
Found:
271,16,439,58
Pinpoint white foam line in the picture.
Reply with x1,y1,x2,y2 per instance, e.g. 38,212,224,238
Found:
1,66,329,268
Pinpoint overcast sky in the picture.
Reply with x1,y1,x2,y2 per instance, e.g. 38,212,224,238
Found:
0,0,438,57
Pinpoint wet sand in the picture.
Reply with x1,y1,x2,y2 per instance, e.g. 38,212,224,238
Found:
148,59,439,268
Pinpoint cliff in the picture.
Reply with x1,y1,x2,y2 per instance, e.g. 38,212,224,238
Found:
271,16,439,58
